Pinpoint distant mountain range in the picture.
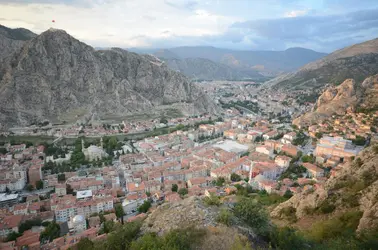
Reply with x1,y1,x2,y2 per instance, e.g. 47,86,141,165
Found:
0,25,217,128
263,37,378,90
128,46,327,80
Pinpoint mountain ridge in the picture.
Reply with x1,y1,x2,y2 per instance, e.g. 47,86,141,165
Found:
0,27,218,128
263,37,378,90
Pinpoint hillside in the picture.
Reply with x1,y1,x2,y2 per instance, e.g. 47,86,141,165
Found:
271,143,378,233
0,27,218,128
163,57,264,81
293,74,378,127
264,38,378,90
130,46,326,78
0,25,36,74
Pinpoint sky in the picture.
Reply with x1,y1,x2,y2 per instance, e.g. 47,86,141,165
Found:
1,0,378,52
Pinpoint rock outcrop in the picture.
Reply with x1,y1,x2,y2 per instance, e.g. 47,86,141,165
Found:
141,196,220,235
271,143,378,232
0,27,218,128
293,74,378,127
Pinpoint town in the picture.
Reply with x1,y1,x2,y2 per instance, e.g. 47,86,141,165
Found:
1,94,376,249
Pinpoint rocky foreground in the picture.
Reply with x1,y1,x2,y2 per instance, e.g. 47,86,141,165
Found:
271,143,378,232
293,74,378,127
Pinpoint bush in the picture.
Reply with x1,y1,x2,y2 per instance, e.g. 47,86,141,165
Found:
216,208,232,226
178,188,188,197
203,193,221,206
138,200,151,213
171,184,178,192
270,227,308,250
307,211,363,242
279,207,297,222
130,227,206,250
231,173,242,182
234,198,270,235
317,200,336,214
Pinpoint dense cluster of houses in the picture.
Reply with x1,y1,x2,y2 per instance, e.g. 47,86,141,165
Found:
307,111,378,140
0,111,374,249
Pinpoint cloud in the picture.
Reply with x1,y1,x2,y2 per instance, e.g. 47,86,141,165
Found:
225,8,378,51
0,0,377,52
284,9,309,18
164,0,198,10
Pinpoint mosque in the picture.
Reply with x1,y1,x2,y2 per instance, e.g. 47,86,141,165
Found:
81,138,108,161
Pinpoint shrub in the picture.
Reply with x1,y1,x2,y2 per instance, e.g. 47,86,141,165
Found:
307,211,363,242
138,200,151,213
234,198,270,235
171,184,178,192
270,227,308,250
216,208,232,226
203,193,221,206
178,188,188,197
317,200,336,214
279,207,297,222
231,173,242,182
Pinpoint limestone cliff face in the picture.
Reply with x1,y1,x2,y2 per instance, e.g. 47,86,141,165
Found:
271,144,378,232
293,75,378,127
0,28,218,127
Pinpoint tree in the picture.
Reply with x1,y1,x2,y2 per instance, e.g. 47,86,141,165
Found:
171,184,178,192
216,208,231,226
106,221,141,250
315,132,323,139
36,180,44,190
115,203,125,224
203,192,221,206
6,231,22,242
138,200,151,213
0,148,7,154
102,220,115,234
76,238,94,250
270,227,308,250
302,154,315,163
19,218,42,233
178,188,188,197
66,184,74,195
26,184,34,191
283,190,293,199
57,173,65,182
215,177,225,187
231,173,242,182
352,136,366,146
5,187,10,193
234,198,270,235
40,221,60,243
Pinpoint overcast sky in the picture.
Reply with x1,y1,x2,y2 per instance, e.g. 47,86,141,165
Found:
1,0,378,52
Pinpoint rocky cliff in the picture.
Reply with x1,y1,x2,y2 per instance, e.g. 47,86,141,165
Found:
293,74,378,127
271,143,378,232
0,28,218,128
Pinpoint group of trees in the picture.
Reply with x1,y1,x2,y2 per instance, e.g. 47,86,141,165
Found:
39,222,60,243
76,222,206,250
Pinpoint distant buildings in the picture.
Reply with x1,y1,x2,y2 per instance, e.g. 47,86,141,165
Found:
315,136,362,159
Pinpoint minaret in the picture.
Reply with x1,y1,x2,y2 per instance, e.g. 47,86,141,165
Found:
100,137,104,149
81,139,85,152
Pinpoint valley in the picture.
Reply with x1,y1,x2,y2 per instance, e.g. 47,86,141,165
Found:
1,12,378,250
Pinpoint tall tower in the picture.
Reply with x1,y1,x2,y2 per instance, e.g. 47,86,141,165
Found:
81,139,85,152
100,137,104,149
